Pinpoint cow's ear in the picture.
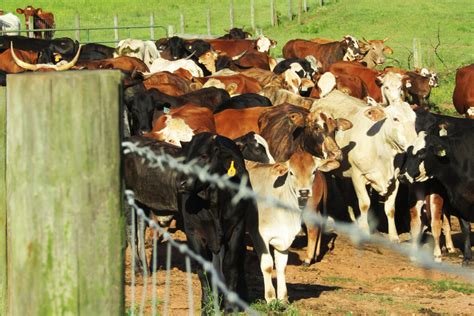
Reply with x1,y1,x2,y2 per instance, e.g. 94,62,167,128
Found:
364,107,386,122
336,118,353,131
383,46,394,55
314,157,340,172
272,162,289,176
16,8,24,14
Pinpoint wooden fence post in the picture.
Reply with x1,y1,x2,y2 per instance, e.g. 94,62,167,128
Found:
0,87,6,316
297,0,302,24
288,0,293,20
229,0,234,29
75,15,80,42
207,9,211,36
250,0,255,32
413,38,422,68
27,16,33,38
180,14,185,34
167,25,174,37
320,0,324,6
270,0,276,26
6,71,124,316
303,0,308,12
150,13,155,40
114,14,119,44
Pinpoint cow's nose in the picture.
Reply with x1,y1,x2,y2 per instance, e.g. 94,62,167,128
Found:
299,189,310,198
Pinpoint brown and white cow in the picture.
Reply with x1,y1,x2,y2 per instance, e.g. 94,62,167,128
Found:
453,64,474,118
16,6,55,39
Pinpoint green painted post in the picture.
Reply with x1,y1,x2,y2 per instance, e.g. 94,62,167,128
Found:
6,71,124,315
0,87,6,316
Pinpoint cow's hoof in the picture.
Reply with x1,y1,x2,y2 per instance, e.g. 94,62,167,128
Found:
389,235,400,243
434,256,442,263
461,259,471,267
302,261,311,267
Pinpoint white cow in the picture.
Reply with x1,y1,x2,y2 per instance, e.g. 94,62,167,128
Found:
311,90,417,241
148,57,204,77
247,151,339,303
0,13,21,36
114,39,160,67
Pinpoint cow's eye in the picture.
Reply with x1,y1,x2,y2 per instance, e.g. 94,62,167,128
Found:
393,117,400,122
289,171,294,176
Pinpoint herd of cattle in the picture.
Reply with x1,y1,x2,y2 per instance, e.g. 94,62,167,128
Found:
0,11,473,311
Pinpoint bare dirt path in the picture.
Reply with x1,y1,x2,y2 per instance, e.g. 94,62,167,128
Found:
125,221,474,315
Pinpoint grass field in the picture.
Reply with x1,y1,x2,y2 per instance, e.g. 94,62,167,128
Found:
4,0,473,108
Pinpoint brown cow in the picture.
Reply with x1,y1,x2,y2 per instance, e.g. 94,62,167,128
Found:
216,103,351,162
283,36,361,70
194,74,262,95
311,72,368,100
16,6,55,39
8,45,81,72
142,71,196,96
453,64,474,118
76,56,149,72
145,104,216,146
384,66,435,106
206,34,277,57
0,48,37,73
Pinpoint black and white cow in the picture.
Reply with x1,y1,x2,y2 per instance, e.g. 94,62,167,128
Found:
399,110,474,264
177,132,256,312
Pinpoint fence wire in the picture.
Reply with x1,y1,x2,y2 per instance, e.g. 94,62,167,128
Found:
122,139,474,315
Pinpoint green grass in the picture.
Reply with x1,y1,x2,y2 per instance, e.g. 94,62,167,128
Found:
250,299,303,316
4,0,473,107
388,277,474,294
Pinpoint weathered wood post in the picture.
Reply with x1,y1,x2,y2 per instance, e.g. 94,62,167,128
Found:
230,0,234,29
270,0,276,26
288,0,293,20
75,15,80,42
114,14,119,44
150,13,155,40
413,38,422,68
0,87,6,316
298,0,302,24
167,25,174,37
27,16,33,38
250,0,256,32
207,9,212,36
303,0,308,12
320,0,324,6
180,14,185,34
6,71,124,315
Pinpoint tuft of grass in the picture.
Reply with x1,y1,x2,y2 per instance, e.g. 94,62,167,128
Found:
322,276,355,284
388,277,474,294
250,299,303,315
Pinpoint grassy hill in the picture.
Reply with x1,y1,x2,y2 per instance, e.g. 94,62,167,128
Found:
4,0,473,109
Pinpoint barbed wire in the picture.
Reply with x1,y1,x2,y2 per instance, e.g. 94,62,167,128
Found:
123,139,473,313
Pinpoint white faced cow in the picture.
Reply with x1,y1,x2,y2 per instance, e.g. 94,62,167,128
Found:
114,39,161,67
311,90,417,242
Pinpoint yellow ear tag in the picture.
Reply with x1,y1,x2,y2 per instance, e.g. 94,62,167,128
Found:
227,160,236,177
54,53,62,63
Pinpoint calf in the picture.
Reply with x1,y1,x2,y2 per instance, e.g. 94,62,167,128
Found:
178,133,256,312
247,150,338,303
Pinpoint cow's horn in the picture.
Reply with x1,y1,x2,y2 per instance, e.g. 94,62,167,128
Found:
383,37,389,42
361,37,369,44
232,49,247,61
11,43,39,70
184,50,196,60
54,45,82,71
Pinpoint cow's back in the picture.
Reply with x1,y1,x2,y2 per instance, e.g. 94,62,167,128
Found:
453,64,474,116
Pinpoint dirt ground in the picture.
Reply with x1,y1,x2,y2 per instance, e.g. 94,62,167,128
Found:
125,218,473,315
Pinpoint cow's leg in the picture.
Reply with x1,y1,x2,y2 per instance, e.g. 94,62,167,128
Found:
442,214,456,254
383,180,400,242
459,217,472,265
351,174,371,235
222,221,247,312
125,202,144,273
304,224,321,266
409,183,424,248
255,239,276,303
274,248,289,303
429,193,443,262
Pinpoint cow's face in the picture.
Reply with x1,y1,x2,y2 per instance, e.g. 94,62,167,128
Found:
198,50,218,73
343,35,362,60
234,132,275,163
256,35,276,53
114,40,143,60
179,133,243,193
128,94,157,135
363,40,388,65
16,6,37,29
378,72,404,105
383,101,417,152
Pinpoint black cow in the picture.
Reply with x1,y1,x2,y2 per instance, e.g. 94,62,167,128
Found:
0,35,79,58
399,110,474,264
156,36,188,60
78,43,115,61
218,28,252,40
233,132,275,164
213,93,272,113
273,57,317,79
125,86,230,135
177,132,255,312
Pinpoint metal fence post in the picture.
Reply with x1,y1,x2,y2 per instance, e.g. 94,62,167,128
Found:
114,14,119,44
150,13,155,40
75,15,80,42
